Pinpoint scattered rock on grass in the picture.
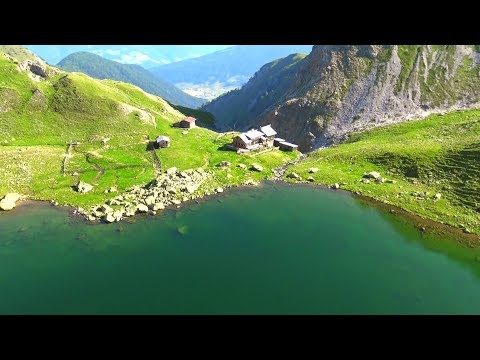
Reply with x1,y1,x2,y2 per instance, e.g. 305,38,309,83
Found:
250,164,263,172
287,172,301,179
363,171,381,180
76,181,93,193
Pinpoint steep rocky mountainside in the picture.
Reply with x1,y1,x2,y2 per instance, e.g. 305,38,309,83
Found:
203,53,307,130
207,45,480,151
58,52,206,108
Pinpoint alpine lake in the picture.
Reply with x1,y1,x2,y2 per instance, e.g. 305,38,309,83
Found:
1,182,480,314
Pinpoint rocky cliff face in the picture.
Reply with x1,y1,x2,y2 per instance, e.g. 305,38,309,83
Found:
209,45,480,151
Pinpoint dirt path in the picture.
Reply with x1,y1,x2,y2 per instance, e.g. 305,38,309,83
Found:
85,153,105,183
61,143,74,176
150,148,162,175
272,152,308,181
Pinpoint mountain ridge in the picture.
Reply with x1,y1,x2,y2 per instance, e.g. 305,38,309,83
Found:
57,51,206,108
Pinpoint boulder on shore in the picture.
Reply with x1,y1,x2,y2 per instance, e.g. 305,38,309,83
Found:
104,214,116,223
76,181,93,193
0,192,22,211
136,204,149,213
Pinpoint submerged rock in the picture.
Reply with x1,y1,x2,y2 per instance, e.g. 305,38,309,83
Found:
177,225,188,235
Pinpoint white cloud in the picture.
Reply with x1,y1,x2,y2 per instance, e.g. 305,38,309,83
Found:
172,53,202,63
114,51,170,65
91,49,121,57
104,49,121,56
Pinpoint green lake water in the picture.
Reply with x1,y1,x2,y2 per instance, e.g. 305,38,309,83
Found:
1,182,480,314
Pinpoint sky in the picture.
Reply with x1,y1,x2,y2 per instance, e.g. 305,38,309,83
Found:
26,45,234,68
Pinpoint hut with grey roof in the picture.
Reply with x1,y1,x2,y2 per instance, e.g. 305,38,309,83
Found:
260,124,277,146
156,135,170,148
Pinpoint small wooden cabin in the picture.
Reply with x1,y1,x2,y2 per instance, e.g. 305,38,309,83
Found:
156,135,170,148
179,117,196,128
278,141,298,151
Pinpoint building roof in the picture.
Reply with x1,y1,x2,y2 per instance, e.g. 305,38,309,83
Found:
260,124,277,137
279,141,298,148
182,117,196,123
236,134,251,144
156,135,170,142
244,129,265,140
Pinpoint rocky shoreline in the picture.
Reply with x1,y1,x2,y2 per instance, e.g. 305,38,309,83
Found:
72,166,261,223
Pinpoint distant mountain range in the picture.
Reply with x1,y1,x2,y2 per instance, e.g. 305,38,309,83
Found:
57,52,206,108
149,45,313,100
26,45,234,69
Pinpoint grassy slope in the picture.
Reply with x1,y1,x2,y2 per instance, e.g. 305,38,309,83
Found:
57,52,205,108
286,109,480,235
0,55,296,208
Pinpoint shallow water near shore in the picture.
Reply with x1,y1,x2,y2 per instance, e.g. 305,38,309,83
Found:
1,182,480,314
